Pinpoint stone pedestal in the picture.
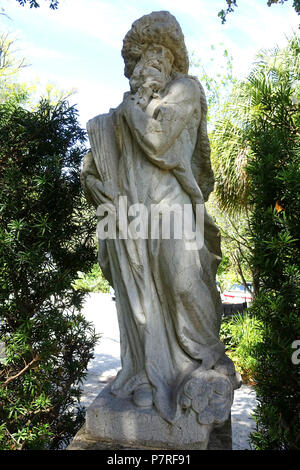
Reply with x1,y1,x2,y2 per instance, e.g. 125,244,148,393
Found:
68,385,232,450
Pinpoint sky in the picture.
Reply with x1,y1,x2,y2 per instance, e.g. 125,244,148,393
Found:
0,0,298,127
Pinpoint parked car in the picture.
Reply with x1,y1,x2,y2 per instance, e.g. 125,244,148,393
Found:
222,283,253,305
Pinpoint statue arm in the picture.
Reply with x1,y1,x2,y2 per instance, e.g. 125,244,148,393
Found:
80,151,114,208
122,78,200,169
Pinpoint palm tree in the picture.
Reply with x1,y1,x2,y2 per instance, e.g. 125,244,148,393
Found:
208,36,299,295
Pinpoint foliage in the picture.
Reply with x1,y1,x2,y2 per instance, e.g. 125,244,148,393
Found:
211,36,299,447
241,37,300,450
207,194,255,292
73,264,110,293
0,95,99,449
190,45,236,127
192,45,241,210
220,313,263,382
0,33,26,77
209,36,300,297
209,82,254,215
191,45,252,290
218,0,300,24
15,0,59,9
0,33,28,106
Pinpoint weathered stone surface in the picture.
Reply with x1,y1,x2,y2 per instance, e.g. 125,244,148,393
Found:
207,415,232,450
84,385,212,449
68,386,232,450
68,410,232,451
67,425,164,451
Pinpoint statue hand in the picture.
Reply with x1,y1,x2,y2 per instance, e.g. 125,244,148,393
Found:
122,83,156,114
86,175,115,206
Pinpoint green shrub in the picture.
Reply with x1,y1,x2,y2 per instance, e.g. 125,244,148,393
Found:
0,98,98,449
219,317,236,350
73,263,110,293
220,313,263,381
244,37,300,450
214,36,299,449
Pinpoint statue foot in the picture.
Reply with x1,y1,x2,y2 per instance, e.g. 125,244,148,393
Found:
132,384,153,408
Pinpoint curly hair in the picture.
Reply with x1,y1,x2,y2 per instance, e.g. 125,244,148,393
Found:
122,11,189,79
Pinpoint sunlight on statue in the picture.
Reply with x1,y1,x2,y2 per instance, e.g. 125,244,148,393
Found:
81,11,241,448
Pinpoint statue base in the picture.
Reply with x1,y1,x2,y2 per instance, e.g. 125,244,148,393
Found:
67,385,232,450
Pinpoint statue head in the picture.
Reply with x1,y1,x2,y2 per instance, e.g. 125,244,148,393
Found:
129,43,174,93
122,11,189,82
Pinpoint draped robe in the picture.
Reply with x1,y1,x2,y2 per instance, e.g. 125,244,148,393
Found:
81,75,225,423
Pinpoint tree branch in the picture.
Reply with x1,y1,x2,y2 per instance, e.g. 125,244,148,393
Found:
1,355,40,387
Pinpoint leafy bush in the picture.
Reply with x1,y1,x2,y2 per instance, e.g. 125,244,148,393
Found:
0,98,98,449
214,36,300,449
73,264,110,293
244,37,300,450
220,313,263,382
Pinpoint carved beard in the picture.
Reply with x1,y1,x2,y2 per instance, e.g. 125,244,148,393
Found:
130,64,169,95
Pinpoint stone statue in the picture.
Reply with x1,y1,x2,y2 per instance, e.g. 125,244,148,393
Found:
80,11,241,449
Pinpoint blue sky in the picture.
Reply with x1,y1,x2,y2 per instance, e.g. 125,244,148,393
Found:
0,0,298,127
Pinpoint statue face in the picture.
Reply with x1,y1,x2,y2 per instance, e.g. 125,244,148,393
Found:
130,44,174,93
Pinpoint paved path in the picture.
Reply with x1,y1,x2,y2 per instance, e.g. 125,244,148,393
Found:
80,293,257,450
